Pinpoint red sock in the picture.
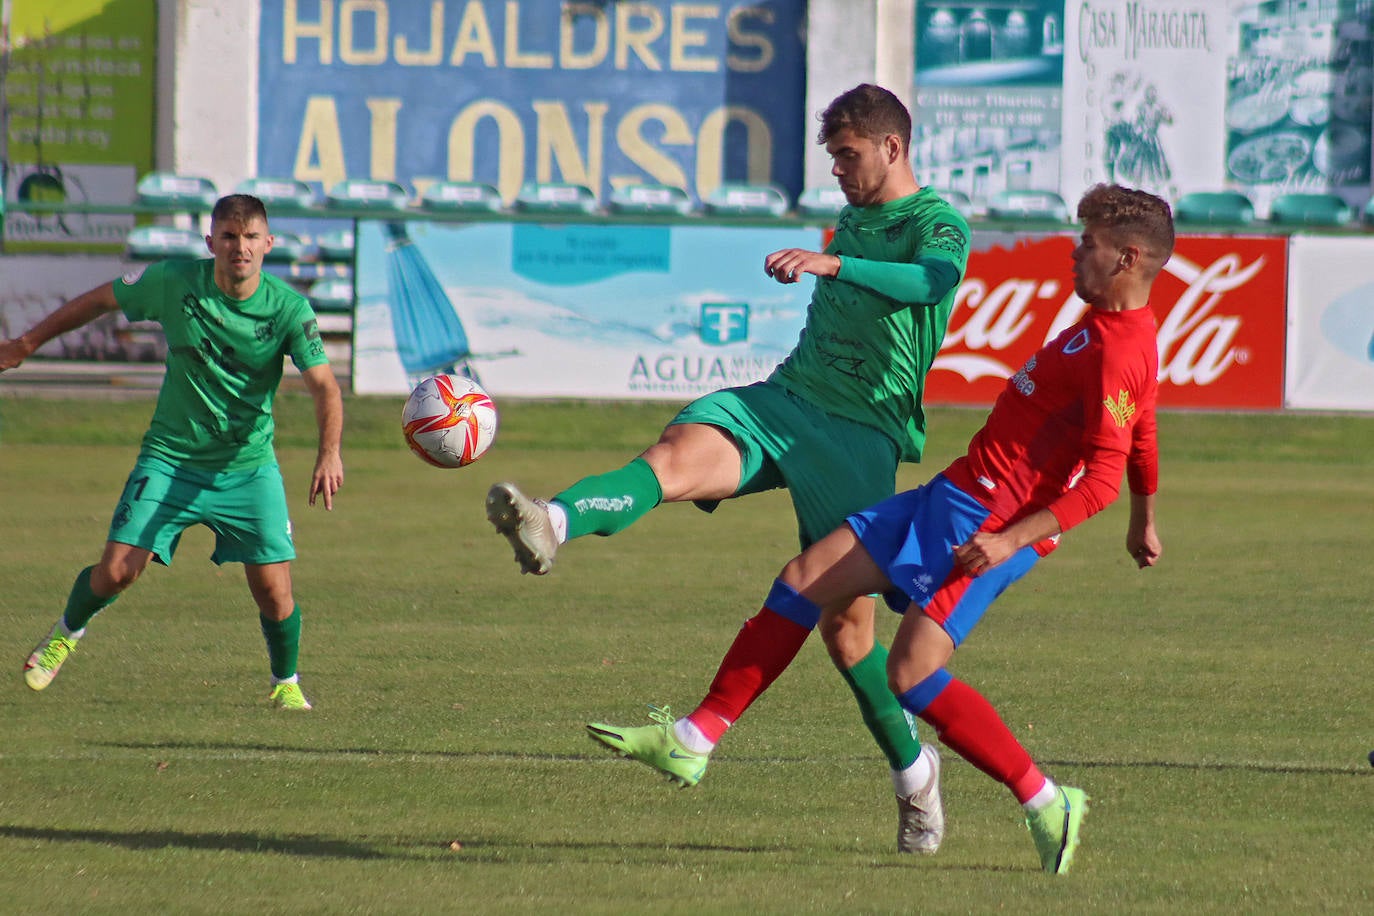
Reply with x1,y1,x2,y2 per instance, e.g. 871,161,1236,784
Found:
918,676,1046,803
687,608,811,743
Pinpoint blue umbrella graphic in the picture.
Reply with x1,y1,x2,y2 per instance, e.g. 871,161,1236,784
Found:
383,221,478,382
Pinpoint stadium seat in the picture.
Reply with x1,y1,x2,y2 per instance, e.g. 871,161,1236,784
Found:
985,189,1070,222
702,183,790,217
307,277,354,313
419,181,503,214
930,188,974,217
235,177,319,214
1364,197,1374,227
263,231,312,263
514,182,600,214
796,187,847,218
1173,191,1256,226
135,172,218,211
326,178,410,213
608,183,694,216
316,228,355,263
126,225,207,260
1268,192,1353,227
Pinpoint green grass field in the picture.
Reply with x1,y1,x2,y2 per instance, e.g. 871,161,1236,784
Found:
1,394,1371,913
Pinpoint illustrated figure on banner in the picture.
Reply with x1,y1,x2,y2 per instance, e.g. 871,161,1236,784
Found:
1102,72,1176,200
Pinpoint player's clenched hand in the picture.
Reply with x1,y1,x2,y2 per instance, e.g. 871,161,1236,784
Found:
309,452,344,510
0,338,33,372
764,248,841,284
1126,524,1161,569
954,530,1016,577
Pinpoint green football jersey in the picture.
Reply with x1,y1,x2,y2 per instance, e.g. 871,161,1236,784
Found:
113,259,329,471
770,187,968,463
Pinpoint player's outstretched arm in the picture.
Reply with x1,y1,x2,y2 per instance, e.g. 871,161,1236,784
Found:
0,282,120,372
1126,491,1160,568
301,363,344,510
763,248,841,284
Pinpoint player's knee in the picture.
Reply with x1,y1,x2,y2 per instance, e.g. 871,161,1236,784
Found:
818,613,870,667
94,562,142,594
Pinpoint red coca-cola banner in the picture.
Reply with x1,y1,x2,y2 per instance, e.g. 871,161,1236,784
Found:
927,234,1288,409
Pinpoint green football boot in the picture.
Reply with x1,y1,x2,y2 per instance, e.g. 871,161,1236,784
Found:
24,623,79,691
586,705,708,788
268,681,313,711
1025,785,1089,874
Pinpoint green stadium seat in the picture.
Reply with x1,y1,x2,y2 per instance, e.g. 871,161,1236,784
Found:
235,177,319,214
326,178,410,213
1268,192,1353,227
419,181,503,214
135,172,218,211
126,225,206,260
514,182,599,215
1364,196,1374,227
930,188,974,217
308,277,354,313
263,231,311,263
608,183,694,216
796,187,847,218
703,183,790,217
985,189,1069,222
1173,191,1256,226
316,228,355,263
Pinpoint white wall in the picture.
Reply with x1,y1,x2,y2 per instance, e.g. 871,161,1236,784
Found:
803,0,916,190
157,0,259,197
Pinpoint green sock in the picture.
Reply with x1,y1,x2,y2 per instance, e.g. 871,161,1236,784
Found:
62,565,119,632
554,457,663,540
840,644,922,771
260,604,302,680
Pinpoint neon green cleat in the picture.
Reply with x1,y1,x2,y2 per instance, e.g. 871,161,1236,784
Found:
24,624,79,691
268,681,313,711
1025,785,1089,874
586,705,708,788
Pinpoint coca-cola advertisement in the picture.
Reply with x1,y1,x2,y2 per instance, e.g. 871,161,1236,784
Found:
928,232,1288,409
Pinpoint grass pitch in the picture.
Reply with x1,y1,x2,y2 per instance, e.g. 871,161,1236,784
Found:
0,394,1371,913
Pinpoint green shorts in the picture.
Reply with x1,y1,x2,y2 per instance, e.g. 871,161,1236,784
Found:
671,381,900,548
107,455,296,566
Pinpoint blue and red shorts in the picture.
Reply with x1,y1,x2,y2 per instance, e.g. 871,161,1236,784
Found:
846,474,1041,646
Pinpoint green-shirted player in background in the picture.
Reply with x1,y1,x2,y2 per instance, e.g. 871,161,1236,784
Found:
486,84,970,852
0,194,344,711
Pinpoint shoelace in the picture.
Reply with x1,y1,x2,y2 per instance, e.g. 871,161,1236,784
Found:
39,637,75,668
645,704,675,727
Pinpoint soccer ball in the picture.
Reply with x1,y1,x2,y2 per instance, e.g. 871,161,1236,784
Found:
401,374,498,468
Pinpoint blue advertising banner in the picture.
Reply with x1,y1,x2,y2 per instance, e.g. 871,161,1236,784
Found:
257,0,807,206
352,219,819,397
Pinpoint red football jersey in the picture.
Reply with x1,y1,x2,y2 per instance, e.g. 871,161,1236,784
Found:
943,305,1159,538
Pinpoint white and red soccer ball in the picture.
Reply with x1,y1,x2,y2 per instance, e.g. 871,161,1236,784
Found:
401,374,498,468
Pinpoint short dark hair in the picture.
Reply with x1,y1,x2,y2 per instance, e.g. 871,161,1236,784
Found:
211,194,269,225
1077,184,1175,266
817,83,912,151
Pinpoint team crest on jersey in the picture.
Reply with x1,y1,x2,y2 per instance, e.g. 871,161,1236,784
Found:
1063,329,1091,354
1104,389,1136,427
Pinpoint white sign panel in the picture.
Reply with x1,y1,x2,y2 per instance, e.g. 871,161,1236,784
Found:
1285,234,1374,411
1062,3,1229,200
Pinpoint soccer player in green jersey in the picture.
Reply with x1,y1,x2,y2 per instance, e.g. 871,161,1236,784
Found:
487,84,970,852
0,194,344,711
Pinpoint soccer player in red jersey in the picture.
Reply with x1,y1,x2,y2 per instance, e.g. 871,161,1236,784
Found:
590,183,1170,873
